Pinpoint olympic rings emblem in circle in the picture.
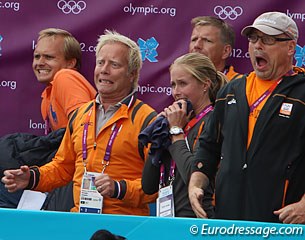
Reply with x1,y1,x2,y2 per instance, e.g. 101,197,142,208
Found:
214,6,243,20
57,0,86,15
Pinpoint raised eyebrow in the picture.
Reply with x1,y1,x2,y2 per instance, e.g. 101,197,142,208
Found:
110,60,122,66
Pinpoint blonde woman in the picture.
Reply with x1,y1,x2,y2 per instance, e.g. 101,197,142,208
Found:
142,52,226,217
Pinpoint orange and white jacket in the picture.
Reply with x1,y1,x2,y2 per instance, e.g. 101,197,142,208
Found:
32,93,157,215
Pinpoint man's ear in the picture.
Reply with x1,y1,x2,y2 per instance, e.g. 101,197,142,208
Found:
67,58,77,69
128,71,136,84
222,44,232,60
287,41,297,57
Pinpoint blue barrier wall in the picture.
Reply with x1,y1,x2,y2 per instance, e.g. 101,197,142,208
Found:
0,208,304,240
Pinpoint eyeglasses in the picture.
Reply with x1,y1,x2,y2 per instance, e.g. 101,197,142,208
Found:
248,34,292,45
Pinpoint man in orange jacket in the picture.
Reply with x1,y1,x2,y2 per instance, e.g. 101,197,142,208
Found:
2,30,157,215
34,28,96,133
0,28,96,210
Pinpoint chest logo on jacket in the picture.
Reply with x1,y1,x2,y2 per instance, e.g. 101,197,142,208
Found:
49,104,58,124
279,102,293,118
227,98,236,105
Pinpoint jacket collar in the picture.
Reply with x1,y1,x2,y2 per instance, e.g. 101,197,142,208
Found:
95,89,138,109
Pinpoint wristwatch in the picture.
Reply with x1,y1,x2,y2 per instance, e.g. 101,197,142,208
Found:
169,126,184,135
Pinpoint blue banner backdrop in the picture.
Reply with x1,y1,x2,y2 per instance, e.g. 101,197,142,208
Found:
0,0,304,136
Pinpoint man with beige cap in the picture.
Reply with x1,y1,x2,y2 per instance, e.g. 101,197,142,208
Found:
188,11,305,223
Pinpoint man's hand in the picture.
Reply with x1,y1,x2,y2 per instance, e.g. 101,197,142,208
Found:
1,165,31,192
274,195,305,224
94,174,115,198
189,185,208,218
188,171,209,218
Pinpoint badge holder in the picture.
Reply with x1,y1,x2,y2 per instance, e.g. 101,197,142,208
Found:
156,184,175,217
79,171,103,214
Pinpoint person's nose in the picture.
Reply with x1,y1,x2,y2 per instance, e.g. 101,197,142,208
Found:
172,86,181,98
99,63,110,74
35,56,45,65
252,38,264,50
194,39,202,50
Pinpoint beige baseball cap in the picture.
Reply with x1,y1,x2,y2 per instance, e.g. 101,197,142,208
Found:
241,12,298,40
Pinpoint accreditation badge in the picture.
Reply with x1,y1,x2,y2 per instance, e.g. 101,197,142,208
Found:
279,102,293,116
79,172,103,214
156,185,175,217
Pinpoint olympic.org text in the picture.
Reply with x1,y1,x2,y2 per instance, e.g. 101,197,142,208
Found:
0,80,16,90
123,3,176,17
138,84,172,96
0,1,20,11
287,10,305,22
189,223,303,238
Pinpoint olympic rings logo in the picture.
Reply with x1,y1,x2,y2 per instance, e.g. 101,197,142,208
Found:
57,0,86,15
214,6,243,20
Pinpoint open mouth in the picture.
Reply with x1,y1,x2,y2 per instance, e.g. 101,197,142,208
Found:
37,69,51,74
98,79,113,84
255,56,268,70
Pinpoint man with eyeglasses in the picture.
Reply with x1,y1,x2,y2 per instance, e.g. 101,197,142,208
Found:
188,12,305,223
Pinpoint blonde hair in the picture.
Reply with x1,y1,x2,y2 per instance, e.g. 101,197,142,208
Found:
191,16,235,48
170,52,226,103
95,30,142,88
38,28,82,71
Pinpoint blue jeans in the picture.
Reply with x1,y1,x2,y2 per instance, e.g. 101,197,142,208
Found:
0,182,23,208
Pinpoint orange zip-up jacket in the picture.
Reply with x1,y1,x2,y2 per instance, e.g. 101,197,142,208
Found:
34,94,157,215
41,69,96,130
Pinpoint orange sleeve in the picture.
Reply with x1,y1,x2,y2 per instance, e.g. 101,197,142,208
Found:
35,128,76,192
52,69,96,117
123,179,158,207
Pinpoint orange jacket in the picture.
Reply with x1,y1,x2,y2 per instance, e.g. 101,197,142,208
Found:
41,69,96,130
226,65,243,81
35,94,157,215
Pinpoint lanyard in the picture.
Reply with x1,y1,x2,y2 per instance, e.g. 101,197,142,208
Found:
102,119,123,173
158,104,214,188
159,160,176,188
249,70,294,113
82,106,123,173
184,104,213,136
82,108,93,161
249,79,281,113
